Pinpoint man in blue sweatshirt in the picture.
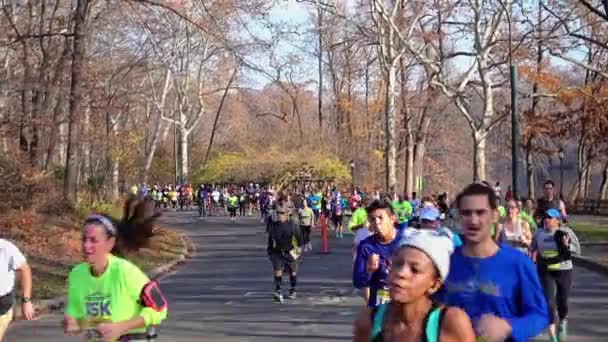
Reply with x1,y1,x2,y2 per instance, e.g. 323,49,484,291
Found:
439,183,550,341
353,199,404,308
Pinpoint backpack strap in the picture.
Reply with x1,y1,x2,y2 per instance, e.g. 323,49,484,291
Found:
424,305,446,342
370,304,388,341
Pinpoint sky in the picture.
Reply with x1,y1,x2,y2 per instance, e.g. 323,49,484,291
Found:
242,1,591,90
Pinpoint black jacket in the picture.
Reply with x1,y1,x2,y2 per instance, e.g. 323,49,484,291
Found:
267,219,303,255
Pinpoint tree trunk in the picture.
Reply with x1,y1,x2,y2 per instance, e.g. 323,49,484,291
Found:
384,61,397,193
317,3,323,132
203,66,238,165
143,118,165,183
413,116,431,190
599,160,608,201
82,105,91,183
575,137,586,199
526,136,536,199
179,117,189,183
109,119,120,201
64,0,90,203
399,56,413,196
526,0,543,200
473,131,487,182
404,144,414,195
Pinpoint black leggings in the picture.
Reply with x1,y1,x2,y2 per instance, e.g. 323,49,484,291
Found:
301,225,311,244
538,268,572,323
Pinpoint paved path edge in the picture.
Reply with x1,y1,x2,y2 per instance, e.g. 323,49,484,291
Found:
573,256,608,277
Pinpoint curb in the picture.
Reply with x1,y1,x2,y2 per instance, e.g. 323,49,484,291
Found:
573,256,608,277
20,229,193,319
581,241,608,246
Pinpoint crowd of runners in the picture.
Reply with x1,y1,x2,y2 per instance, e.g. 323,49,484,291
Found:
0,176,582,341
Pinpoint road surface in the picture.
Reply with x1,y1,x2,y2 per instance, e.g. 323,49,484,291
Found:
6,212,608,341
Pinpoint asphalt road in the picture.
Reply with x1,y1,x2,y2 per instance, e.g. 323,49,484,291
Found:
6,211,608,341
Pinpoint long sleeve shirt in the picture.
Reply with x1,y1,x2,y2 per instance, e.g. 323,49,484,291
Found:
437,244,550,342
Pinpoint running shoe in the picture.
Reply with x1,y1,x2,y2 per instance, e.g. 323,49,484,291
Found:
287,289,296,299
558,320,567,341
273,291,284,303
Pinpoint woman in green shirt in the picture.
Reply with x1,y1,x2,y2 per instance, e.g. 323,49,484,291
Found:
63,198,167,342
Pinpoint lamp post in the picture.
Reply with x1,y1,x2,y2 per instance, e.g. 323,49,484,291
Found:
558,147,564,199
350,160,355,190
498,0,519,199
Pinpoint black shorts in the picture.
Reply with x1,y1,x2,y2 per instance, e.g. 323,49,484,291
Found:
228,207,237,217
332,214,343,225
269,253,298,273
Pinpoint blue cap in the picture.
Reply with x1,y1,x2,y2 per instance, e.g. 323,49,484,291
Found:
420,207,440,221
545,208,561,219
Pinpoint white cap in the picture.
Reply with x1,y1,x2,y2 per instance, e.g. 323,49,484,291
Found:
398,229,454,282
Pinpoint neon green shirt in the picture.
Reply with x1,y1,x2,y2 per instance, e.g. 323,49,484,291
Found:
228,195,239,208
392,200,412,224
349,207,368,231
66,255,167,341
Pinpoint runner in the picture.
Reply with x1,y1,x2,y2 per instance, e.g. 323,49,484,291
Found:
530,209,581,342
0,238,35,340
392,194,413,229
535,180,567,225
413,206,462,248
63,198,167,342
267,205,304,303
299,200,315,252
331,191,345,238
496,199,532,254
353,200,404,308
353,230,476,342
227,191,239,223
350,198,371,260
437,183,550,342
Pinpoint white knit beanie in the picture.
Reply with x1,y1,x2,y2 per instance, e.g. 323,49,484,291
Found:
399,229,455,282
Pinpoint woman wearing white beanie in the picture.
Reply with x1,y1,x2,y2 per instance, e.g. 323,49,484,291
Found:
353,230,475,342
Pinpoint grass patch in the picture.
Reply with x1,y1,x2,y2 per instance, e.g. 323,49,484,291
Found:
570,222,608,242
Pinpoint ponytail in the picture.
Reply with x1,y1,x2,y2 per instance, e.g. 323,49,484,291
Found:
85,197,161,256
112,197,161,255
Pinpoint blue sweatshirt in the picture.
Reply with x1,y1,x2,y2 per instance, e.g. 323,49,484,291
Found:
438,244,550,341
353,227,404,307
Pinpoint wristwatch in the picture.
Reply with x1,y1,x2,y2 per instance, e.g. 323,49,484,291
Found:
22,296,31,303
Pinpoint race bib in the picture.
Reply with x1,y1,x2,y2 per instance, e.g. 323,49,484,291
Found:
376,288,391,305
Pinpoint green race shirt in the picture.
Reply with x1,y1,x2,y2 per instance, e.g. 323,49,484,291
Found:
349,207,368,231
66,255,167,341
391,200,412,224
228,195,239,208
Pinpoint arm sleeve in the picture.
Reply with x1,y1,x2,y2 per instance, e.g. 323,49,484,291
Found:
125,264,167,326
65,270,85,320
506,257,550,341
353,244,371,289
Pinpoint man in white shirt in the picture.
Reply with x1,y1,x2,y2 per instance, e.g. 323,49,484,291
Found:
0,238,35,339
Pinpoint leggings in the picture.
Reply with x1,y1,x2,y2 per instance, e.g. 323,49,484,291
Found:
301,225,311,244
538,267,572,323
